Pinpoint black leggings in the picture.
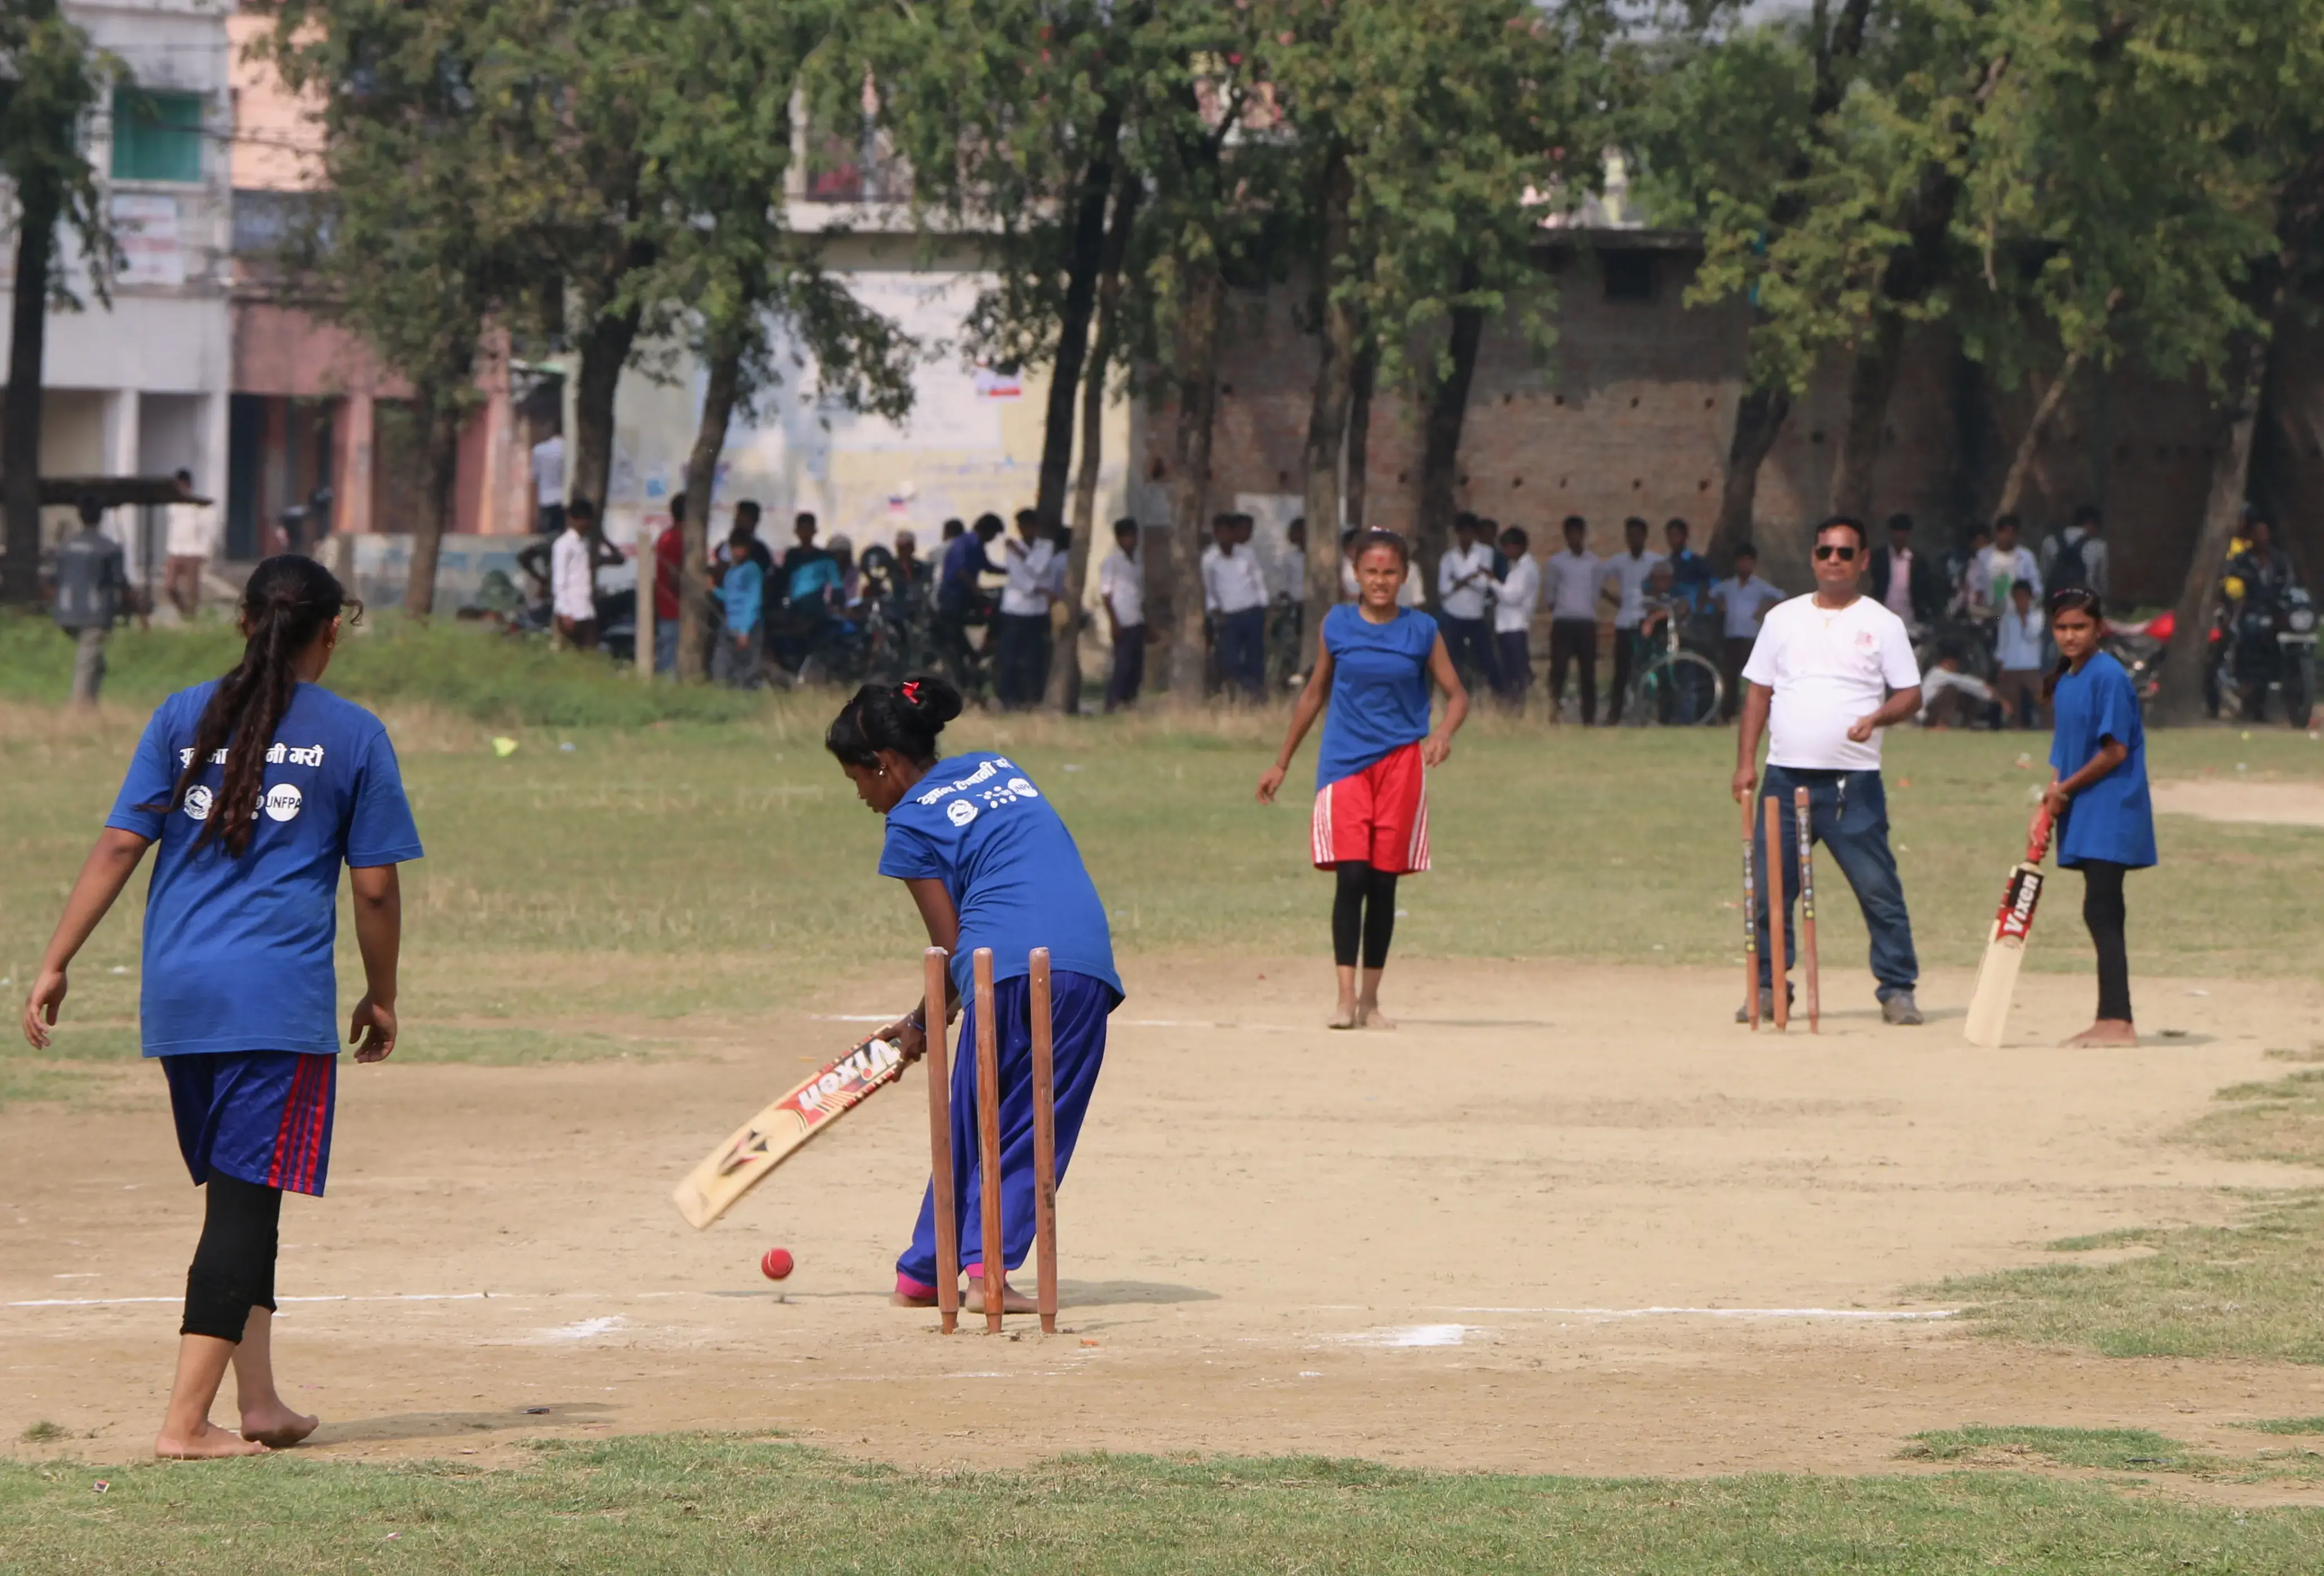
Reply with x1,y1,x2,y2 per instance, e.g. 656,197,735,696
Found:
1332,861,1400,971
2080,859,2133,1023
182,1172,282,1342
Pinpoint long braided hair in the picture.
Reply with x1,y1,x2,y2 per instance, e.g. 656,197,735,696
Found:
150,556,358,856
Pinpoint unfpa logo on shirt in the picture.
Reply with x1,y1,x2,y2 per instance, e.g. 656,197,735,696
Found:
180,783,303,824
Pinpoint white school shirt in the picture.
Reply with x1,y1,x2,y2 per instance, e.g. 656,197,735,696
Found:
1000,537,1058,616
1493,554,1540,633
164,501,220,558
1712,574,1785,639
1995,605,2046,671
1339,557,1424,606
1741,593,1922,772
549,528,596,619
1098,548,1144,628
1601,549,1666,629
1542,549,1602,621
1201,544,1268,615
1881,546,1919,622
530,435,566,507
1437,540,1496,620
1270,549,1308,602
1970,544,2041,615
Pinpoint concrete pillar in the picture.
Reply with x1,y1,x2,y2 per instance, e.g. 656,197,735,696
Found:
336,387,374,534
101,389,144,578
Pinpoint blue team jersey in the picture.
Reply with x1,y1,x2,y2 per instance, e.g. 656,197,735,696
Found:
2049,651,2156,869
106,681,426,1057
879,751,1120,1001
1316,603,1436,788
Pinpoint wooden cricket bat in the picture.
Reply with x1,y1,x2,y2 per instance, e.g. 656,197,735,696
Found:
672,1034,909,1229
1963,810,2054,1049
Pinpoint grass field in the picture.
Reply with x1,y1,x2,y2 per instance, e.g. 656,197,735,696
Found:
5,1437,2323,1574
5,624,2324,1571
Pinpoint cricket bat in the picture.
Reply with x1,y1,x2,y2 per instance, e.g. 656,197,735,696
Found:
672,1034,909,1229
1962,810,2054,1049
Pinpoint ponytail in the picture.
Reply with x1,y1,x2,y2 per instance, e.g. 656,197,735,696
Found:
825,673,964,769
2041,585,2104,703
150,555,356,856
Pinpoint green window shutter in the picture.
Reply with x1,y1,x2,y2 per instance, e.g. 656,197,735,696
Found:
111,88,204,183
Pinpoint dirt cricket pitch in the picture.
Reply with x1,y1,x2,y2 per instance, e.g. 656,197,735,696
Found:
6,953,2321,1499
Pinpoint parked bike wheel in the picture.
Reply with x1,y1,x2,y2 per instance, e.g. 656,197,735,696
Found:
1630,650,1726,726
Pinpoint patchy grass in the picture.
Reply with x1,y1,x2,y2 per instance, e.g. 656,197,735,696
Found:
15,1422,65,1445
6,1437,2324,1575
1901,1426,2207,1473
2241,1418,2324,1436
1932,1193,2324,1364
385,1026,645,1065
2175,1069,2324,1168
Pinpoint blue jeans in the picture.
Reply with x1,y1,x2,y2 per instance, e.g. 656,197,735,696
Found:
900,971,1112,1284
1437,614,1498,694
654,620,678,675
1755,764,1919,1000
1216,606,1266,700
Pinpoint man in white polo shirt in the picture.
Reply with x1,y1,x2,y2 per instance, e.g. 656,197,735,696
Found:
1599,516,1665,724
1201,511,1270,701
1733,515,1927,1026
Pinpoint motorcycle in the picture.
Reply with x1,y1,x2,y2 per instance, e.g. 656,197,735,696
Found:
2242,585,2317,727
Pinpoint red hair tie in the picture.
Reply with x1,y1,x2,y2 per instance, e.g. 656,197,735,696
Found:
901,680,921,704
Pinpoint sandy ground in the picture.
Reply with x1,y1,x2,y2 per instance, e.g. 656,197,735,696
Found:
6,958,2323,1497
2154,777,2324,828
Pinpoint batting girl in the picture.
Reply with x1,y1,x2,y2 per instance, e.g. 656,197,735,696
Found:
1258,529,1469,1028
2039,586,2155,1047
20,557,421,1458
828,676,1119,1314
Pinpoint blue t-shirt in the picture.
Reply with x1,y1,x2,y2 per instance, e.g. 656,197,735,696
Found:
721,559,764,634
2049,651,2155,869
878,751,1120,1002
789,555,841,606
1316,604,1436,788
106,682,426,1057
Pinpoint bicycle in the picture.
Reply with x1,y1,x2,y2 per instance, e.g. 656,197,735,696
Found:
1624,614,1725,726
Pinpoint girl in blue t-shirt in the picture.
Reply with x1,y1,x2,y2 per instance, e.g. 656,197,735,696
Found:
19,556,421,1459
1258,530,1469,1029
826,675,1118,1315
2038,588,2155,1047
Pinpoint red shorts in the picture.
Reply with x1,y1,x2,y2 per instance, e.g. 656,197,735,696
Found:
1311,742,1430,874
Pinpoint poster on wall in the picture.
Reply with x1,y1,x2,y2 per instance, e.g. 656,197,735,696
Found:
111,195,185,288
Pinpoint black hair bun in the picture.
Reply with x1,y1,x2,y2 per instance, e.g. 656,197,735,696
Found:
897,674,963,726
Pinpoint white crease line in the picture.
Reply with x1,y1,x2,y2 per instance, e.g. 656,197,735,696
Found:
1434,1306,1955,1320
808,1014,895,1023
9,1293,494,1309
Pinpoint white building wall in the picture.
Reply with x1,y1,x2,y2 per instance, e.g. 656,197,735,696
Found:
0,0,233,573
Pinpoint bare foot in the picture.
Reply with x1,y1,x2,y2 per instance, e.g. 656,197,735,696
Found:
890,1287,940,1308
239,1405,318,1449
1328,1001,1360,1030
963,1275,1038,1315
156,1421,269,1459
2061,1020,2139,1048
1356,1002,1397,1030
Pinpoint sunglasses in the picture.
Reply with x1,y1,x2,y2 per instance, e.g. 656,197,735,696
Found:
1813,543,1860,561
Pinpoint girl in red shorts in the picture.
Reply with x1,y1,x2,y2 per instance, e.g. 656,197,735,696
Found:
1259,530,1468,1027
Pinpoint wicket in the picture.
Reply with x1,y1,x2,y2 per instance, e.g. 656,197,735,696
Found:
1794,786,1820,1034
922,946,960,1334
924,945,1062,1333
1765,795,1789,1029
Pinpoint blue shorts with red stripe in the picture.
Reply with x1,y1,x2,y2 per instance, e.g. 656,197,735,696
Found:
163,1051,337,1196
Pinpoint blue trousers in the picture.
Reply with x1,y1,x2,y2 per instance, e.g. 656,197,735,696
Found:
1438,614,1499,693
1755,764,1920,1001
1216,606,1266,700
900,970,1112,1284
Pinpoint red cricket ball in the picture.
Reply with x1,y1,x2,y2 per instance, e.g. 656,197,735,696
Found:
759,1246,794,1282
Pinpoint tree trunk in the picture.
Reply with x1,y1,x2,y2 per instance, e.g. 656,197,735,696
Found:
1048,165,1137,712
1412,264,1485,602
1344,343,1374,535
1710,383,1791,569
1828,312,1908,521
678,336,741,682
2157,327,2273,724
406,392,462,619
1992,351,2082,521
1302,147,1358,620
1166,261,1224,698
2,170,60,606
1035,107,1122,532
570,293,642,516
